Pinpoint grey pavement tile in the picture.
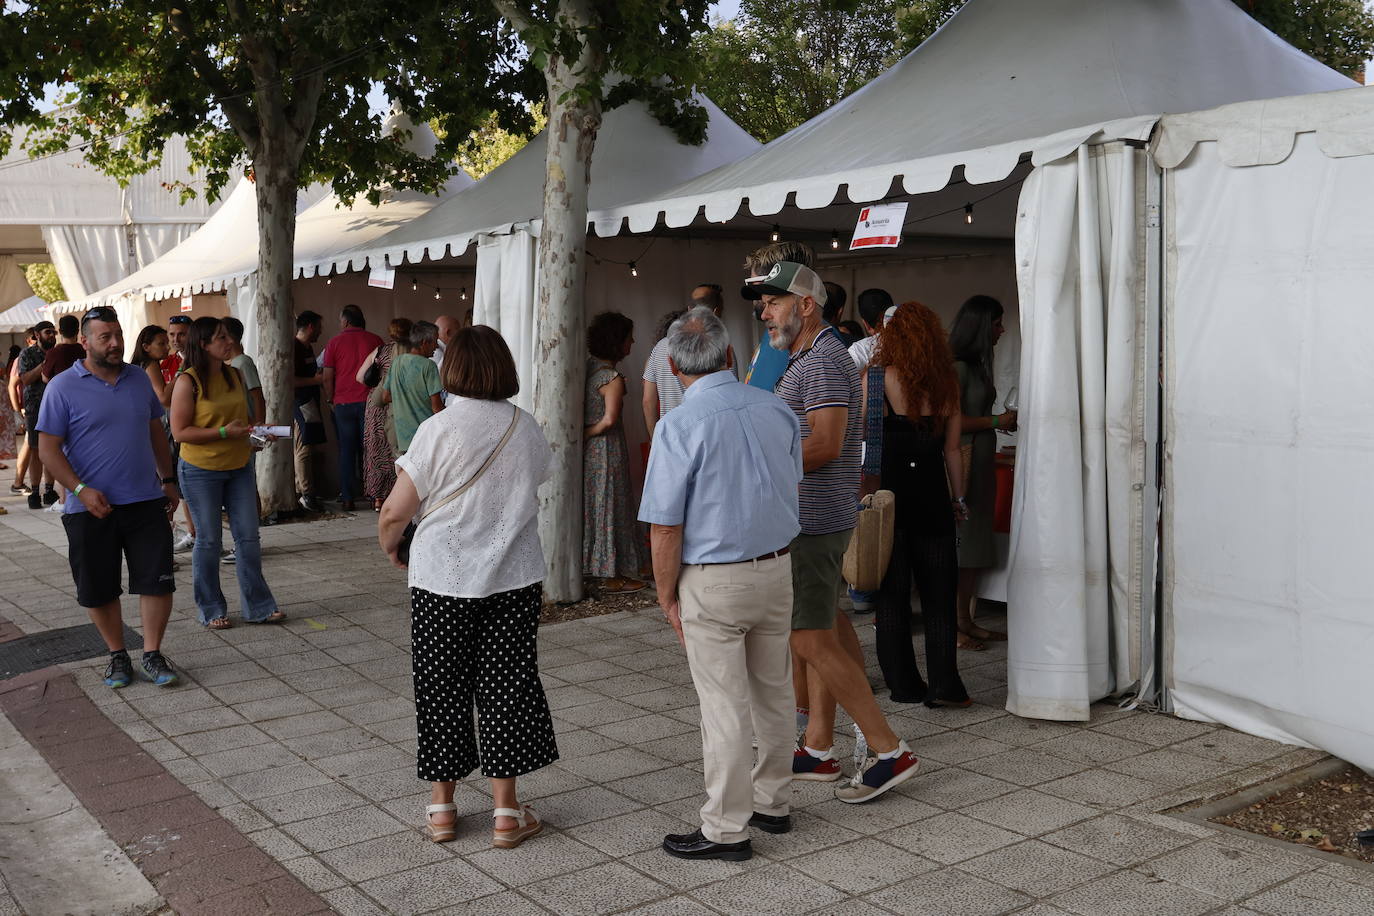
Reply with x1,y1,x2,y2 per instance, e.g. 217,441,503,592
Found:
583,673,677,698
197,741,304,778
788,837,939,894
506,763,593,800
542,685,605,711
591,713,699,745
325,639,409,665
280,665,363,693
959,839,1116,896
363,715,417,744
232,693,325,723
308,680,398,709
259,709,353,740
1006,907,1076,916
1036,768,1168,809
219,802,274,834
592,613,667,636
1138,839,1315,900
879,811,1024,865
162,756,214,785
746,810,866,859
466,832,610,886
659,704,704,726
611,648,690,674
1245,871,1374,915
692,863,848,916
204,676,297,706
188,778,242,809
805,793,941,836
962,715,1083,747
865,866,1032,915
315,744,415,779
531,785,645,828
358,858,504,914
621,846,765,890
1093,713,1218,747
1319,860,1374,892
336,696,415,727
149,705,249,737
556,698,651,728
317,831,451,882
281,803,408,852
285,856,349,893
913,731,1015,765
1050,869,1223,916
899,702,1009,729
900,766,1020,811
633,734,703,765
1033,731,1156,766
803,900,895,916
574,636,657,660
1105,747,1243,788
558,747,670,782
544,659,638,683
960,788,1099,836
342,766,426,802
565,808,696,858
964,749,1091,787
1041,813,1199,867
125,686,221,717
222,761,334,800
554,729,629,760
255,649,341,676
619,685,700,712
538,646,594,668
299,625,376,649
615,898,717,916
247,825,310,861
427,893,553,916
606,766,705,805
282,725,386,759
1171,731,1292,767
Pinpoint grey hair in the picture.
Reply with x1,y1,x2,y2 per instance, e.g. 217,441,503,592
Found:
666,306,730,376
409,320,439,349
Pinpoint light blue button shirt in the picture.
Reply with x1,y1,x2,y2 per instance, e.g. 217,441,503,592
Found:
638,370,802,565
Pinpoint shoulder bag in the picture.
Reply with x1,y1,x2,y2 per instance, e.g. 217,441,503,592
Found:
844,365,895,591
397,404,519,565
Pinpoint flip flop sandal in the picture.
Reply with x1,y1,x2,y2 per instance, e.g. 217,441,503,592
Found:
207,617,233,630
425,803,457,843
492,806,541,849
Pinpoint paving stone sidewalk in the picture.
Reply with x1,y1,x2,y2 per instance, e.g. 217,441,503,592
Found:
2,494,1373,915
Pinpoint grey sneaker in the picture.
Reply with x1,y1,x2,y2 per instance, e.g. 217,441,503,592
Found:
835,740,920,804
103,652,133,689
140,651,179,687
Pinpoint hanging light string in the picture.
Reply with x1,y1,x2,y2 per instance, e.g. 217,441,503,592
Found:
404,276,468,301
586,228,663,278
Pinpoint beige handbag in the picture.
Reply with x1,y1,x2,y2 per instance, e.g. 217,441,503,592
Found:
843,489,896,592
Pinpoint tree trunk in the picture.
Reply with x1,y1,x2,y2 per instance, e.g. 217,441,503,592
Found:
533,54,603,603
253,155,300,515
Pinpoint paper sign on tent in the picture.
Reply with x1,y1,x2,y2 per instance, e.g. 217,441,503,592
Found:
180,296,193,312
367,264,395,290
850,202,908,250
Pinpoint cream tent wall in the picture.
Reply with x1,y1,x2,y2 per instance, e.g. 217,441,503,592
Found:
0,127,221,300
1153,85,1374,772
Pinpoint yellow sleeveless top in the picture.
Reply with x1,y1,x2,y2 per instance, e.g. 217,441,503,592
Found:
180,366,252,471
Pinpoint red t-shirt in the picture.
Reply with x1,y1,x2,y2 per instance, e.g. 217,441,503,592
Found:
160,352,183,385
42,343,85,381
322,326,383,405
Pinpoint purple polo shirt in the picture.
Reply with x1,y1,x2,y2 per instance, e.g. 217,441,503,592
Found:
36,360,166,513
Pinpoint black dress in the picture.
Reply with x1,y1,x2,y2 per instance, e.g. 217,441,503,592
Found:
875,398,969,705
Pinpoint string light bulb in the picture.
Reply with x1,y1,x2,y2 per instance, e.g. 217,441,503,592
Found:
325,277,332,285
411,278,417,291
629,261,639,278
830,231,840,250
770,224,781,242
460,287,468,301
434,289,441,300
964,203,974,225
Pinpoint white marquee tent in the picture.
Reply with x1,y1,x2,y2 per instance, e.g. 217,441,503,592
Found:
0,294,48,333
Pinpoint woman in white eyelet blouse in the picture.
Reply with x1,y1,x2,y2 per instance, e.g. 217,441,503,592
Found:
378,325,557,851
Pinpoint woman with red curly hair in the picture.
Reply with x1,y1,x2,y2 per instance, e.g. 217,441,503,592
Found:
864,302,970,706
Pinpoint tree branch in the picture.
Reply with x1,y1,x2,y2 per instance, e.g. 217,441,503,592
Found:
491,0,537,37
165,2,258,152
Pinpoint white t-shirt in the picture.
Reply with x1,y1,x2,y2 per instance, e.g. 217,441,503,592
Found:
848,335,878,369
430,342,449,405
395,397,551,599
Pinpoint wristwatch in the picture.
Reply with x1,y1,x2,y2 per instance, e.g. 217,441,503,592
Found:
161,477,178,485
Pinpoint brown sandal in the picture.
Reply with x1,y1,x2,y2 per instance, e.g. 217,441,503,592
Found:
492,806,541,849
425,803,457,843
207,617,233,630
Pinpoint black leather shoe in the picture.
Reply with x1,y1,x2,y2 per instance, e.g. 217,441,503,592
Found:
748,812,792,834
662,828,752,861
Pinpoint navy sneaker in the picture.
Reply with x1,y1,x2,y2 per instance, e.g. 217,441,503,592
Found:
140,651,179,687
835,740,920,804
104,652,133,689
792,745,843,782
848,587,876,613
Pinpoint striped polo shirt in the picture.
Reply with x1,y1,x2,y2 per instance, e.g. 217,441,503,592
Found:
775,325,861,535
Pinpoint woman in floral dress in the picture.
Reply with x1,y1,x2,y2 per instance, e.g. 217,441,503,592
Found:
357,318,411,511
583,311,646,592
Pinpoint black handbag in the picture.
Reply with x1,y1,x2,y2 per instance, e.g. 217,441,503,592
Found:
395,405,520,565
362,361,382,388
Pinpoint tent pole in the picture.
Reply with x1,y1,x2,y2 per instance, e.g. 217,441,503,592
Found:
1143,152,1169,712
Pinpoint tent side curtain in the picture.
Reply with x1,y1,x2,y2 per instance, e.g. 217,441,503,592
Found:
46,222,205,306
1162,132,1374,773
473,231,539,414
1007,142,1153,721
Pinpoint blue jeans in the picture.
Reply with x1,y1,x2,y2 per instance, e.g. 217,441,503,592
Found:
178,459,278,624
333,401,366,502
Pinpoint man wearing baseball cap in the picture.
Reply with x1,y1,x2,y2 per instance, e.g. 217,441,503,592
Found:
742,262,920,804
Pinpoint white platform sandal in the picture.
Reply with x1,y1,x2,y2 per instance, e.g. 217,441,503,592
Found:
492,806,541,849
424,802,457,843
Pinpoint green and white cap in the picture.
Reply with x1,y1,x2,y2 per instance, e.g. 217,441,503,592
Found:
740,261,828,306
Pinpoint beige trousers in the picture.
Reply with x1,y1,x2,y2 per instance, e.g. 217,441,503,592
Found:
678,553,794,843
293,427,313,496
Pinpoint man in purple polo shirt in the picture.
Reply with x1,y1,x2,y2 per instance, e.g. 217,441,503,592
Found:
322,303,383,510
37,307,183,690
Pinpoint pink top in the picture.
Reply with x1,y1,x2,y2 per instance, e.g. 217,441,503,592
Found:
322,326,384,404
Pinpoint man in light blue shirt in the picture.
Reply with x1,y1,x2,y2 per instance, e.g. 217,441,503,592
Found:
639,307,801,863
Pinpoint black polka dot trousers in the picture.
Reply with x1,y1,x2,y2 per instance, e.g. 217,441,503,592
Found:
410,582,559,782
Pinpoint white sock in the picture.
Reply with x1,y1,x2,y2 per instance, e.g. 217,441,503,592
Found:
877,743,904,760
804,745,833,760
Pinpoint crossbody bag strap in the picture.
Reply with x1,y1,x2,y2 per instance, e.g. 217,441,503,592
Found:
418,404,519,523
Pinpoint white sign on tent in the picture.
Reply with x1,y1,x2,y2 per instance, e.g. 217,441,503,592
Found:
367,264,395,290
850,203,907,250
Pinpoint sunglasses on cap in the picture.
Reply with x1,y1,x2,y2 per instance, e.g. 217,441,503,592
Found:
82,307,118,322
168,315,192,325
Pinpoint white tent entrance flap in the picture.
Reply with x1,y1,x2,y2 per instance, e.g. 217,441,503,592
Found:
1162,129,1374,771
1008,142,1152,721
474,230,540,414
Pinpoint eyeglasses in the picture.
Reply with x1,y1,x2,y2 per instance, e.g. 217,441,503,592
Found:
82,307,118,322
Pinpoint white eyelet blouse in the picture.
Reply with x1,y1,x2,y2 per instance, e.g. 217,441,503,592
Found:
395,396,552,599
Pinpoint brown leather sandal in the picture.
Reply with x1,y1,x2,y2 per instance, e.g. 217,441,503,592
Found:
492,806,541,849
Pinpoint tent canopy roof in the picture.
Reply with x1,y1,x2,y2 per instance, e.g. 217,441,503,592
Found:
1154,84,1374,168
0,295,48,332
597,0,1354,235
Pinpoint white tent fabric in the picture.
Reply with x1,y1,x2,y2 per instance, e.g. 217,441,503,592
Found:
0,128,221,298
1008,144,1151,720
1157,92,1374,771
0,256,36,315
597,0,1351,233
0,294,47,333
474,232,540,413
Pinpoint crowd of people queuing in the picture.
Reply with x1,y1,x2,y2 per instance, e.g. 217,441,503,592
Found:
5,237,1019,859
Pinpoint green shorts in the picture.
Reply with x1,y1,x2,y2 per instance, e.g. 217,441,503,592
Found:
789,529,853,630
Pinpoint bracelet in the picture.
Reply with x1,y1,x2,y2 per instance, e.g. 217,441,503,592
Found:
218,425,227,439
161,476,177,485
73,483,85,496
991,415,999,429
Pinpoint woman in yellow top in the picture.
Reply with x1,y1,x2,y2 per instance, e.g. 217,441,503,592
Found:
170,317,283,629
